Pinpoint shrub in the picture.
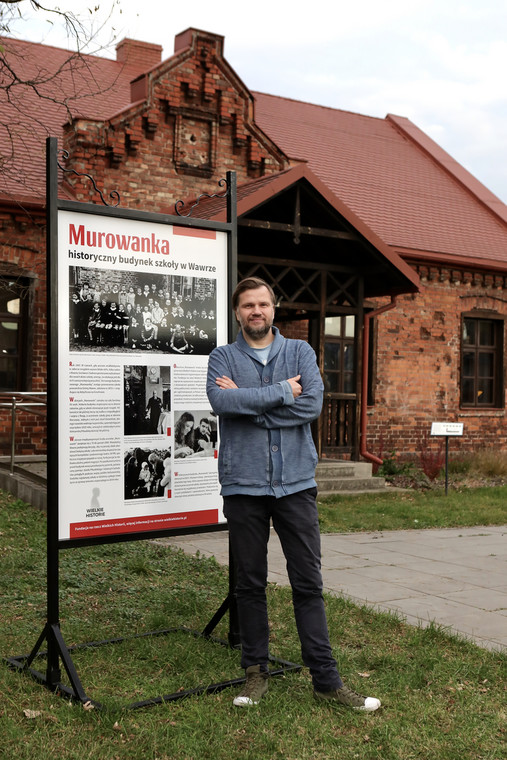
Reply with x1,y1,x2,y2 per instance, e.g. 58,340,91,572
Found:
377,450,415,481
417,432,445,481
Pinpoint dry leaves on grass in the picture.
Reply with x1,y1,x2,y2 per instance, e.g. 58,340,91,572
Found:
23,709,42,719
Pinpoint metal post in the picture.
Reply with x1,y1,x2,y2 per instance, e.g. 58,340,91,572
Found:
10,397,16,475
46,136,61,685
445,436,449,496
226,171,238,343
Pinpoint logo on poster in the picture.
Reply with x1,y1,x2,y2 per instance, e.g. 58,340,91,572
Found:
69,224,170,255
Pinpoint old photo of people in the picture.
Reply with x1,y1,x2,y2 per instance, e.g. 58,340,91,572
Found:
174,409,217,459
124,365,171,436
124,446,171,500
69,266,217,355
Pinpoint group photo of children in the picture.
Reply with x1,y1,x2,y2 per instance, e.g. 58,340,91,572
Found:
69,266,217,355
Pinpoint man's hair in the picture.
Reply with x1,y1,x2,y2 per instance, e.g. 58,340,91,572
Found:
231,277,276,311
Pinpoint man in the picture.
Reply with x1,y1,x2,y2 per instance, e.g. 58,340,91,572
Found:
192,417,213,455
145,389,162,433
206,277,380,711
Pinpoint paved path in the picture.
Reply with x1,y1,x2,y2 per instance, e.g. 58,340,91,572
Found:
161,525,507,652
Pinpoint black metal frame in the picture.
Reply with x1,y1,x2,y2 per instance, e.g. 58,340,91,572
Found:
6,137,301,709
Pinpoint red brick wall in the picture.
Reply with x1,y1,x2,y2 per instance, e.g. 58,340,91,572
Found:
366,264,507,458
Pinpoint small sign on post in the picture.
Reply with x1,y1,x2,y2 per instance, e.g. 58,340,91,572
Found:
430,422,464,494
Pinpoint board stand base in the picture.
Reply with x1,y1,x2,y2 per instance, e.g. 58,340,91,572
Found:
6,596,302,710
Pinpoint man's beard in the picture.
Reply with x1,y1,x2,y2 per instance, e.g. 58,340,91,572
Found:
242,319,272,340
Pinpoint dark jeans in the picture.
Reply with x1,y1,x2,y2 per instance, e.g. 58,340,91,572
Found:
223,488,343,691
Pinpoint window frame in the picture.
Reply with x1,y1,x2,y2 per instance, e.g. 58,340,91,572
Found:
0,275,32,392
323,315,356,396
460,311,505,410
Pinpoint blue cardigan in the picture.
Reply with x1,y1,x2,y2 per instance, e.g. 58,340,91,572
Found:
206,327,323,497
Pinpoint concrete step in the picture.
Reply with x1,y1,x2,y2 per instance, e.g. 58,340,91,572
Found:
317,478,386,496
316,460,374,476
316,463,356,478
0,461,47,511
315,460,387,495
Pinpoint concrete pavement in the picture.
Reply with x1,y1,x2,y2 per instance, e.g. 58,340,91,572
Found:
160,524,507,652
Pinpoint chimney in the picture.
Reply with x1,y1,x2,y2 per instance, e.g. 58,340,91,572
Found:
116,38,163,72
174,28,224,57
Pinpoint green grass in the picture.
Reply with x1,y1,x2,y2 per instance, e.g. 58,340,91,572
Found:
1,490,506,760
317,485,507,533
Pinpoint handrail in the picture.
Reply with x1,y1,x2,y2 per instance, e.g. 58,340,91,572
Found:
0,392,47,474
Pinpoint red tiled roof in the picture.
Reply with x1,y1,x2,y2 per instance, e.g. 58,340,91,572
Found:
1,35,506,271
0,37,143,204
253,93,507,268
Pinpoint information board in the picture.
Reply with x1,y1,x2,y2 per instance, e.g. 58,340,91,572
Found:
430,422,464,437
57,209,229,542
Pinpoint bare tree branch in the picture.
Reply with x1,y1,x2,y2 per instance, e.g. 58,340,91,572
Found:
0,2,124,206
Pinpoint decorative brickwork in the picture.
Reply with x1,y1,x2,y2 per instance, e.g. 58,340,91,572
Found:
61,30,286,210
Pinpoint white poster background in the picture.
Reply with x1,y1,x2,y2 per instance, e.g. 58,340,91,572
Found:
57,210,228,541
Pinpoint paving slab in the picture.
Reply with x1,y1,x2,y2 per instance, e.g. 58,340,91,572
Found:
158,524,507,653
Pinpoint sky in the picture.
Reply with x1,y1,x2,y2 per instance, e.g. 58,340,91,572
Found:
6,0,507,203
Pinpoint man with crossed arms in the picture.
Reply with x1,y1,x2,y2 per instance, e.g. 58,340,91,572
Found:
206,277,380,711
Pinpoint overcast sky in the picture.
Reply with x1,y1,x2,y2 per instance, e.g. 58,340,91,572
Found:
8,0,507,203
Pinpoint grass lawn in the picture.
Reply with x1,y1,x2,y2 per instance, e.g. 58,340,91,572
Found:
317,485,507,533
1,489,506,760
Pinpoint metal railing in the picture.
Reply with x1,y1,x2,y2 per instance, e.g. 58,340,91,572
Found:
0,391,47,474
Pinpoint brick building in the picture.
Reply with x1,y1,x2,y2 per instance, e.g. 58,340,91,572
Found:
1,27,506,460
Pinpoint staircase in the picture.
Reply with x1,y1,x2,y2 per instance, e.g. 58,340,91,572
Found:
316,460,386,496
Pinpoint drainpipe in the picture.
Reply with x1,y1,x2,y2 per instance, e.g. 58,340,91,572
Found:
360,296,397,466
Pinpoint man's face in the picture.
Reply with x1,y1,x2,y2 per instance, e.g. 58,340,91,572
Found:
199,421,211,436
235,286,275,340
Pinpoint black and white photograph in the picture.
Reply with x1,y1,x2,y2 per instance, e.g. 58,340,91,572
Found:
173,410,218,459
124,365,171,436
69,266,217,355
124,446,172,500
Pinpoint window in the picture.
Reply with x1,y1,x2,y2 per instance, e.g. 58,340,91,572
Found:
0,277,29,391
461,315,504,408
323,315,356,395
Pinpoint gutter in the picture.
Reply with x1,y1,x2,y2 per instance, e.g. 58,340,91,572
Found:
360,296,397,466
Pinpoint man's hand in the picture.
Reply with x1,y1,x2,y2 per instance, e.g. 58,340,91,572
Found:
215,375,238,389
287,375,302,398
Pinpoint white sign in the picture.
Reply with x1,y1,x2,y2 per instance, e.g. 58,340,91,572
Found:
431,422,464,437
57,209,228,541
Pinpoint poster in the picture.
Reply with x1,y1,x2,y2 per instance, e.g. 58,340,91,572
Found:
57,210,228,541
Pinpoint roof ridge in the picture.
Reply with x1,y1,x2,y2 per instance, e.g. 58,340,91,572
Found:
252,90,386,123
